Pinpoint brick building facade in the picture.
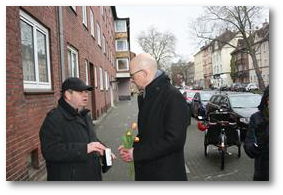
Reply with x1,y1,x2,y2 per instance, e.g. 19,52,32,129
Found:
6,6,123,180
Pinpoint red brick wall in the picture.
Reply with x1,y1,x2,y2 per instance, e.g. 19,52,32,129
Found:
6,6,117,180
6,6,60,180
62,6,116,119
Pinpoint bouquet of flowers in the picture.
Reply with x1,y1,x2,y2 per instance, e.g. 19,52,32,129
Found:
121,122,139,179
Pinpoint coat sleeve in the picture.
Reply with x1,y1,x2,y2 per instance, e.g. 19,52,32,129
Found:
243,114,261,158
133,90,189,162
39,115,88,163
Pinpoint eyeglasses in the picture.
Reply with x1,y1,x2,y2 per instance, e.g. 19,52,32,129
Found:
130,69,143,78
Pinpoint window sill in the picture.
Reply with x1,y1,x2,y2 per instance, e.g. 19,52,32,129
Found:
24,89,55,95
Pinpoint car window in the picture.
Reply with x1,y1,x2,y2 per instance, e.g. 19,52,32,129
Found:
200,93,213,102
219,96,229,108
187,91,196,98
194,93,200,101
209,95,216,103
229,95,261,108
212,95,221,105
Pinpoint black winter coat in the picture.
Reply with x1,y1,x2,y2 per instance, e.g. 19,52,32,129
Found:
244,111,269,181
133,73,189,181
40,98,102,181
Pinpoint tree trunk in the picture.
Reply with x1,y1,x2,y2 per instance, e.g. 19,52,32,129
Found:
250,52,265,90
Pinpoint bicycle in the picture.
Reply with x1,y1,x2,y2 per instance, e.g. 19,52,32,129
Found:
198,108,241,170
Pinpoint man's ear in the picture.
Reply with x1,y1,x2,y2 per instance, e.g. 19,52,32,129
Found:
64,90,72,101
142,69,148,78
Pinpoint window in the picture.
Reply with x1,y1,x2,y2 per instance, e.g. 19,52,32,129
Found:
105,71,108,90
20,10,51,91
82,6,87,27
85,60,89,85
116,58,129,71
67,46,79,77
90,9,94,37
115,39,128,51
263,42,267,53
97,23,101,46
100,6,104,16
103,35,106,54
94,66,97,88
115,20,127,32
99,67,103,90
210,95,217,104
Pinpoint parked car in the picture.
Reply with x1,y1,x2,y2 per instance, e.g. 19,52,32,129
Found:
191,90,216,118
179,89,198,126
205,92,262,141
220,84,230,91
245,83,259,91
180,89,199,105
238,83,248,92
230,83,242,91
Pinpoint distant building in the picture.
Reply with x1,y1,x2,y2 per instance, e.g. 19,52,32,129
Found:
113,12,132,100
248,22,269,86
193,50,204,89
231,39,250,84
231,22,269,86
211,30,238,88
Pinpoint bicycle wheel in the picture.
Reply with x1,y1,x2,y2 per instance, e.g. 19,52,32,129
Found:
219,134,226,170
238,145,241,158
204,144,208,156
237,129,241,158
204,134,208,156
221,150,225,170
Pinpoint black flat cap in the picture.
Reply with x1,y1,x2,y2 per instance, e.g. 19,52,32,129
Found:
61,77,93,92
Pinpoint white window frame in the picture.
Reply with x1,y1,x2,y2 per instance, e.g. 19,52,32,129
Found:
97,23,101,47
94,66,98,88
20,10,51,91
82,6,87,27
85,60,89,85
116,58,129,71
100,6,104,16
105,71,108,90
67,46,79,78
103,35,106,54
115,39,128,51
90,9,94,37
115,20,127,32
99,67,104,90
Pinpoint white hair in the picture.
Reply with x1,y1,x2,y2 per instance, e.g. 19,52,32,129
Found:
131,53,157,75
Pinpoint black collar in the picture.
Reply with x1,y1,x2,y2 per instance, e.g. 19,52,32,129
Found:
58,97,90,119
144,72,170,98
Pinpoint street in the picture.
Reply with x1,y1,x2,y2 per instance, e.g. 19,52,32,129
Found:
95,96,254,181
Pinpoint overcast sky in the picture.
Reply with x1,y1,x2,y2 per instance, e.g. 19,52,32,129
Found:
116,6,269,62
116,6,205,62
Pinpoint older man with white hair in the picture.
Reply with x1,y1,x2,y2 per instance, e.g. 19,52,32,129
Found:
119,53,190,181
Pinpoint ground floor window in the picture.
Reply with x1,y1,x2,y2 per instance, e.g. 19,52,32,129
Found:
20,10,51,91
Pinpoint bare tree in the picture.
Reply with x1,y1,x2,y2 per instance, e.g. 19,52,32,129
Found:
190,6,268,90
137,26,176,70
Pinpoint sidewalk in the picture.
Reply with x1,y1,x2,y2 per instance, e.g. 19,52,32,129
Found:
95,97,139,181
95,96,254,181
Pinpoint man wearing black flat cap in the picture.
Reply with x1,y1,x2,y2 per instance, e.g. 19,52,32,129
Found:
40,77,112,181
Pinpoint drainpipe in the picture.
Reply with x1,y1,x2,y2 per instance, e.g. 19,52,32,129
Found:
58,6,65,83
